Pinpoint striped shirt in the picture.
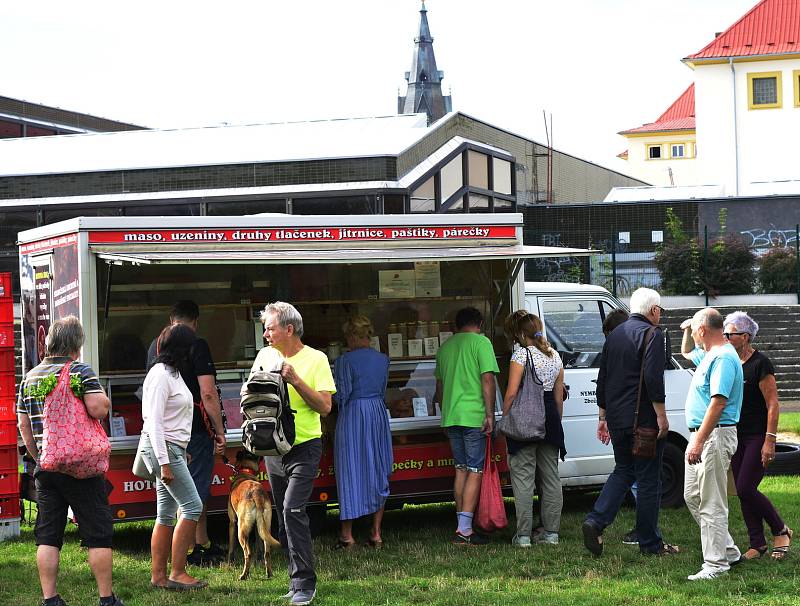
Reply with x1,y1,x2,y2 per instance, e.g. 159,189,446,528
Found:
16,356,103,470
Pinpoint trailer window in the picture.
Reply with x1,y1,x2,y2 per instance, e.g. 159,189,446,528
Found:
539,299,615,368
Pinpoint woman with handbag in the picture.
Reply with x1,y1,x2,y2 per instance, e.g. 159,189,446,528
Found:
502,310,565,547
142,324,207,590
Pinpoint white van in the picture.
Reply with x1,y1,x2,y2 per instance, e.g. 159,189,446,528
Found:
525,282,693,507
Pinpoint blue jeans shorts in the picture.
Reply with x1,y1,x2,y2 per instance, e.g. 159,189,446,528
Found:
187,429,214,503
445,426,486,473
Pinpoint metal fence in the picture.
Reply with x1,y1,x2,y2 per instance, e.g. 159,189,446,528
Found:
522,200,800,299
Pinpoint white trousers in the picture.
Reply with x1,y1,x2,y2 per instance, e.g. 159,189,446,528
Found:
683,426,741,571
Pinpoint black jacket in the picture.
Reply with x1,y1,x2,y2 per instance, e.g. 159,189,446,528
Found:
596,314,666,431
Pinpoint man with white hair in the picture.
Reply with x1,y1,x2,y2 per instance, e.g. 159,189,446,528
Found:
249,302,334,606
679,308,743,580
583,288,677,557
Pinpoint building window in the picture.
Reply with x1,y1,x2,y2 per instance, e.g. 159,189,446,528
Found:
0,119,22,138
440,153,463,203
492,157,512,195
794,70,800,107
410,176,435,213
748,71,782,109
467,150,489,188
647,145,662,160
670,144,685,158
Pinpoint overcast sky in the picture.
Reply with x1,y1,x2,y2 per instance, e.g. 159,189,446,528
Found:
2,0,757,174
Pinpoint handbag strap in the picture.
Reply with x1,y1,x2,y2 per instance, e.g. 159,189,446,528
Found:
633,326,657,431
525,347,544,386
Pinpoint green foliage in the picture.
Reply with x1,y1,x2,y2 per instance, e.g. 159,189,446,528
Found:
655,208,702,295
25,372,85,399
704,233,756,296
758,247,798,293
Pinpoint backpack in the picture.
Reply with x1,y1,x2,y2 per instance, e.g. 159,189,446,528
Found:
240,367,295,457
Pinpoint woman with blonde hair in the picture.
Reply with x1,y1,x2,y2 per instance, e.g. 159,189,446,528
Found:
502,310,565,547
332,315,393,549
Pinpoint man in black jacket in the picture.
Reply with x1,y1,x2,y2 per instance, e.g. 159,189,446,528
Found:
582,288,678,557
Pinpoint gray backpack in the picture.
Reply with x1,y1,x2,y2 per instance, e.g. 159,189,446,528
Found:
497,347,546,441
240,368,295,456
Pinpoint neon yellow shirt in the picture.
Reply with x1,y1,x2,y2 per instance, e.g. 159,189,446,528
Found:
250,345,335,445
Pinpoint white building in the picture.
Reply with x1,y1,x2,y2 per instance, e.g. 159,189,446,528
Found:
616,0,800,197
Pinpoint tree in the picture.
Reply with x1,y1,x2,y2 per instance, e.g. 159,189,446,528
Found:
758,247,798,293
703,209,756,296
654,208,701,295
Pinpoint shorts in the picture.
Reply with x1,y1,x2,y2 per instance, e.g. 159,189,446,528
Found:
187,429,214,503
445,426,486,473
34,469,113,549
156,442,203,526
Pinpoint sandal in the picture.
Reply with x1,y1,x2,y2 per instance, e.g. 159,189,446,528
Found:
364,538,383,549
731,546,767,566
333,538,357,551
771,527,793,561
651,543,680,556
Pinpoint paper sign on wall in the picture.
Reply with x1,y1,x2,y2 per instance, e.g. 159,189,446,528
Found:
379,270,416,299
414,261,441,297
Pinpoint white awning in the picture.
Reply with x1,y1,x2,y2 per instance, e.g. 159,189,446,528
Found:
93,244,595,265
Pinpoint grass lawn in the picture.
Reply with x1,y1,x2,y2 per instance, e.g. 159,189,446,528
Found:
779,412,800,436
2,477,800,606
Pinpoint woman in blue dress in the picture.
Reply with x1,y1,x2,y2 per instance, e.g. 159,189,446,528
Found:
333,315,393,549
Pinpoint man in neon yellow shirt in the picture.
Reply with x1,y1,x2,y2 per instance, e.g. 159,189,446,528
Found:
434,307,499,545
250,302,334,606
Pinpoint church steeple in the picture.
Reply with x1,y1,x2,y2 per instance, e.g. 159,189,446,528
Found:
398,2,452,125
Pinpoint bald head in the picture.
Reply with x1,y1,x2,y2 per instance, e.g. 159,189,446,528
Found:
691,308,725,349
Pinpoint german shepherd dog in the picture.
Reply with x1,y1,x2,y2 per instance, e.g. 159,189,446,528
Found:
227,450,281,580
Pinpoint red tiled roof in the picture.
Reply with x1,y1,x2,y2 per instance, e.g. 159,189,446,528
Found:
686,0,800,61
619,85,696,135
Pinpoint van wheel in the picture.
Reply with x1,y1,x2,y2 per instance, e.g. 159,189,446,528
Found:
661,441,685,509
764,442,800,476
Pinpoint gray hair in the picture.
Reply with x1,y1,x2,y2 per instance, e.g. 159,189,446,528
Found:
46,315,85,357
692,308,723,331
629,287,661,315
260,301,304,338
723,311,759,338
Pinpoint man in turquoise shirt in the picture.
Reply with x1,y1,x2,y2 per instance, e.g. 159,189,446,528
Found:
679,308,743,580
434,307,499,545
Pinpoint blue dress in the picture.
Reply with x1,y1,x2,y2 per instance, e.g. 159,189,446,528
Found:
333,347,393,520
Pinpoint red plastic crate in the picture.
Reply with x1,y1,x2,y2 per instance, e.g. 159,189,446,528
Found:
0,372,16,401
0,471,17,494
0,493,20,519
0,349,14,371
0,447,17,472
0,303,12,324
0,399,14,421
0,420,16,446
0,273,10,299
0,324,12,348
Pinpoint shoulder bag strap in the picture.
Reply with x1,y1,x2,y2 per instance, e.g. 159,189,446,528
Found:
633,326,657,431
526,347,544,386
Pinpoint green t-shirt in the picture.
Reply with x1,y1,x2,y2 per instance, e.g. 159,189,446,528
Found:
434,331,499,428
250,345,336,445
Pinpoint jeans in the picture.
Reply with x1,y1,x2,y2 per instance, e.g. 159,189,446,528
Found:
585,429,665,553
187,429,215,503
685,427,741,571
731,433,785,549
266,438,322,592
155,441,203,526
445,426,486,473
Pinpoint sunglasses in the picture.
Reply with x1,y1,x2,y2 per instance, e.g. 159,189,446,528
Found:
723,332,748,339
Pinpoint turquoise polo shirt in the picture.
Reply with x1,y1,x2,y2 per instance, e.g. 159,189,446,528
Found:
685,344,743,429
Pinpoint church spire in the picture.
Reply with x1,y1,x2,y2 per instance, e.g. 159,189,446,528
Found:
398,1,452,125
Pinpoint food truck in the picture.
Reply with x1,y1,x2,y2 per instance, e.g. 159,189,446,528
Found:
17,212,692,522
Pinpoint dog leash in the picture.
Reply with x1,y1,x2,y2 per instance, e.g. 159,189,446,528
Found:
221,455,238,473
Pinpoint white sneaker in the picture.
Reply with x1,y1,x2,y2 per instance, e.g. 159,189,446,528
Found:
687,568,728,581
532,531,559,545
512,535,531,548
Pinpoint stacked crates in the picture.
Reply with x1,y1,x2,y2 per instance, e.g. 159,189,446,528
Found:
0,272,20,541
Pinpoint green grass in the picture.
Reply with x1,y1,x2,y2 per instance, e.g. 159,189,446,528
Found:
778,412,800,436
2,478,800,606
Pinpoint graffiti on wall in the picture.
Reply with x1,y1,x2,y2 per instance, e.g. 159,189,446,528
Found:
739,228,798,250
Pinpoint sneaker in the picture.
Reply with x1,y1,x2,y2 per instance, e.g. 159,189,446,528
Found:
453,531,489,545
582,521,603,556
41,596,68,606
687,568,728,581
290,589,316,605
101,597,125,606
622,529,639,545
512,535,531,548
532,531,559,545
280,589,296,600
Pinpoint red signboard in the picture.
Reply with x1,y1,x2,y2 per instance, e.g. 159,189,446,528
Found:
88,225,517,245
